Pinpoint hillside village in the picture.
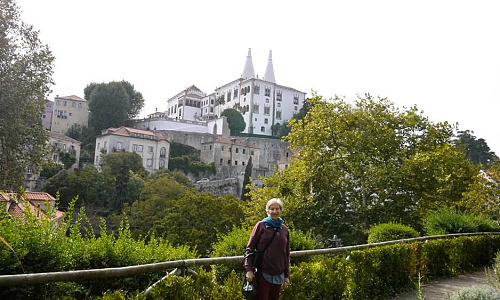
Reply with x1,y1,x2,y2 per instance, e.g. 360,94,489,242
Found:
24,49,305,197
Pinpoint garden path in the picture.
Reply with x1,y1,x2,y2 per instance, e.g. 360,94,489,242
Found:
389,269,491,300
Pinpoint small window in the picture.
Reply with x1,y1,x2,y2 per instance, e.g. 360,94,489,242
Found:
261,126,265,132
63,101,67,106
220,158,223,165
147,159,153,167
221,146,225,151
264,118,268,124
148,146,154,153
116,142,122,150
228,159,231,164
209,145,212,150
251,150,254,155
236,148,239,153
243,149,246,154
242,161,245,166
235,161,238,165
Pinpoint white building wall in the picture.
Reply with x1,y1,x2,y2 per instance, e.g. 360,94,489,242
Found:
95,134,169,173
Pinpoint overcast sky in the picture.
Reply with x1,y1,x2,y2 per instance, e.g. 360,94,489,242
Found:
16,0,500,154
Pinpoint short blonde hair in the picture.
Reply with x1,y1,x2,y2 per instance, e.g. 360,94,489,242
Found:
266,198,284,212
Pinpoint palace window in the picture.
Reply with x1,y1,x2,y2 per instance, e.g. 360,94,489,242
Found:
265,87,271,97
253,104,259,113
254,85,260,95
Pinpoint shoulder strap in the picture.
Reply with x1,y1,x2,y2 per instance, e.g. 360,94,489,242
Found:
261,227,279,254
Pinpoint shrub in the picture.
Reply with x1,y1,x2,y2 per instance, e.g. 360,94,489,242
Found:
451,286,500,300
0,199,198,300
423,208,500,235
367,222,420,243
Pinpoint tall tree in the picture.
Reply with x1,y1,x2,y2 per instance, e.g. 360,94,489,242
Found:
453,130,498,168
88,82,129,135
0,0,54,189
101,151,146,211
85,80,144,126
248,94,477,245
119,80,144,119
241,156,253,201
221,108,246,135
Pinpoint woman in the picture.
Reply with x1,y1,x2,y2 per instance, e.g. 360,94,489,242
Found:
244,198,290,300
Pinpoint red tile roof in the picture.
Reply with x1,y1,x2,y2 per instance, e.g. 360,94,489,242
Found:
56,95,86,102
0,191,64,223
101,126,168,141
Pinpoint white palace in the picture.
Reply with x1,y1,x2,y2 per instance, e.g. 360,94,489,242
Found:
151,49,306,137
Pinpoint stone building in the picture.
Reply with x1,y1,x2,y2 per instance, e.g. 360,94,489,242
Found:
94,127,170,173
51,95,88,134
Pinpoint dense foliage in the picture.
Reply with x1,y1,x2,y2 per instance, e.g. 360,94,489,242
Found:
423,208,500,235
248,94,478,245
101,152,147,209
0,0,54,189
96,235,500,300
367,222,420,243
154,193,245,255
43,167,116,212
460,161,500,217
0,197,197,299
453,130,498,167
221,108,246,135
85,80,144,133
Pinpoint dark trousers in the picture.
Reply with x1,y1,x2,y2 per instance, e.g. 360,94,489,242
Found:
256,271,281,300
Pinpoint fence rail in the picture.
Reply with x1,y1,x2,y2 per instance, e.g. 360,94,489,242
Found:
0,232,498,287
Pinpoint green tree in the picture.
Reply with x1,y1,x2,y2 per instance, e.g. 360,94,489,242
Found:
453,130,498,168
241,156,253,201
85,80,144,126
0,0,54,189
119,80,145,120
66,124,96,166
120,175,192,237
88,82,129,135
221,108,246,135
271,97,313,138
101,152,146,211
460,161,500,217
155,193,244,255
42,166,116,211
249,94,477,245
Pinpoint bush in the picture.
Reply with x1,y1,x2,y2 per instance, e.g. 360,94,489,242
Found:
367,222,420,243
423,208,500,235
451,286,500,300
0,199,198,300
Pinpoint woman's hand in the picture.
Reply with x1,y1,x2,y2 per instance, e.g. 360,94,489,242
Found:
283,277,290,289
246,270,255,282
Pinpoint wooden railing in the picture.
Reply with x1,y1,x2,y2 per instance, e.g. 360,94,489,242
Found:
0,232,498,287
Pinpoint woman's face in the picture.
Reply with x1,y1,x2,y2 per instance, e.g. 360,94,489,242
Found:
267,203,282,220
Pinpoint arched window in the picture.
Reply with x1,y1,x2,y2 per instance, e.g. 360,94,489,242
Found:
160,147,166,158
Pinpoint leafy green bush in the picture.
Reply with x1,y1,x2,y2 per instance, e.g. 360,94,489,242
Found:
491,250,500,288
209,225,319,282
0,199,197,300
451,286,500,300
423,208,500,235
367,222,420,243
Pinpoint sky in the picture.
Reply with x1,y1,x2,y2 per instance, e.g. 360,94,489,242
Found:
16,0,500,154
